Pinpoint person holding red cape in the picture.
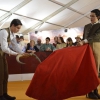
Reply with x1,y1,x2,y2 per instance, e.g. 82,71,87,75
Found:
26,9,100,100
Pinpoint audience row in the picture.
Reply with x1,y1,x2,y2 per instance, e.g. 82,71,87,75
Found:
13,35,82,53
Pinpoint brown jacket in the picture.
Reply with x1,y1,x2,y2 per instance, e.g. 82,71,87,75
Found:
83,23,100,43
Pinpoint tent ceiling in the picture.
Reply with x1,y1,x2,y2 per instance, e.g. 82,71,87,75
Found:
0,0,100,34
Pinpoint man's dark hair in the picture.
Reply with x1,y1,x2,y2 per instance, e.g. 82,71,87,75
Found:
10,19,22,27
46,37,50,41
20,36,24,40
16,35,19,39
91,9,100,19
67,37,73,42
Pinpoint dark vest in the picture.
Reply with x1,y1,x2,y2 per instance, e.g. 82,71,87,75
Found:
0,28,10,42
0,28,10,50
83,23,100,43
5,28,10,42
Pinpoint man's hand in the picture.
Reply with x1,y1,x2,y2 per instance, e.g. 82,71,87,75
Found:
17,53,30,58
27,50,36,53
27,50,33,52
46,47,52,51
77,41,85,46
31,50,36,53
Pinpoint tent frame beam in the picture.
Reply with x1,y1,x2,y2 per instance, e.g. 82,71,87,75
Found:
23,0,79,34
0,0,32,22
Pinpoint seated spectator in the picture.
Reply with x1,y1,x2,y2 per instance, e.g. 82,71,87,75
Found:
74,36,82,46
66,37,74,47
56,37,66,49
16,35,20,43
19,36,26,52
53,36,58,47
19,36,25,46
40,37,56,51
9,35,20,49
8,35,24,52
26,40,39,53
35,39,43,50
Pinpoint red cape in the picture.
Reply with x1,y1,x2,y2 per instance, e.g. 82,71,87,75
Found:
26,44,100,100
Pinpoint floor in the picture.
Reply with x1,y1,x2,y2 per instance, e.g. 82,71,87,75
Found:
8,81,99,100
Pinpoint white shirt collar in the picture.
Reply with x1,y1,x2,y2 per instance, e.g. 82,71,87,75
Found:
91,21,99,25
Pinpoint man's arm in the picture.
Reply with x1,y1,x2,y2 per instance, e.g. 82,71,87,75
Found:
0,30,18,55
11,37,24,54
77,26,88,46
82,25,89,43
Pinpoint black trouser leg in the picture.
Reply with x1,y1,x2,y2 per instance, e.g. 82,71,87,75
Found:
0,51,4,96
0,51,8,96
3,54,8,94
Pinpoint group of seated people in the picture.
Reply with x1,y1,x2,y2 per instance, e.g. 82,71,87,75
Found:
13,35,82,53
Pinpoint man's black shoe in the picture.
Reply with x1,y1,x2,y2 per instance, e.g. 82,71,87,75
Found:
3,94,16,100
0,96,7,100
86,92,98,99
94,89,100,99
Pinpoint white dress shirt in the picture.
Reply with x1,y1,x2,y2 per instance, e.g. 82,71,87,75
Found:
0,28,23,55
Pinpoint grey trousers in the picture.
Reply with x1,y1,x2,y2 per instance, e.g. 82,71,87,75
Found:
0,49,8,96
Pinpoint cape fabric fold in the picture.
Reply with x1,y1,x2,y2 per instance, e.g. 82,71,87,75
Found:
26,44,100,100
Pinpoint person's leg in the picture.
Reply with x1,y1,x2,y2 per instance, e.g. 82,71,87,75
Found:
92,42,100,98
88,42,100,99
85,43,100,99
3,54,16,100
0,50,7,100
92,42,100,76
3,54,8,96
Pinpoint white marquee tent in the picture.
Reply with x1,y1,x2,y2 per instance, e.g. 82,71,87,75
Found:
1,0,100,81
0,0,100,34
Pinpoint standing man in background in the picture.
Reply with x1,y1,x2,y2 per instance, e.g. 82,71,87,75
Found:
79,9,100,99
0,19,24,100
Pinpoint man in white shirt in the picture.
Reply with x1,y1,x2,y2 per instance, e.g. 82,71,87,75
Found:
79,9,100,99
0,19,24,100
